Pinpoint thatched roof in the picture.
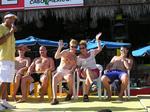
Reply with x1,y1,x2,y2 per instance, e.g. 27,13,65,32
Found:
1,0,150,27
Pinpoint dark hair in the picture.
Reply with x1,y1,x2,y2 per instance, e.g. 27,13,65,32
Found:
121,46,132,59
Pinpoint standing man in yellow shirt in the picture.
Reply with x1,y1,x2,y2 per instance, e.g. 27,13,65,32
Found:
0,13,17,110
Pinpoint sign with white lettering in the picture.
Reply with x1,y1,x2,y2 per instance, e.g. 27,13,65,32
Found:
1,0,17,5
25,0,83,9
0,0,24,11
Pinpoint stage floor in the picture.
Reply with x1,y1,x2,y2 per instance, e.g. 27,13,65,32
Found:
3,95,150,112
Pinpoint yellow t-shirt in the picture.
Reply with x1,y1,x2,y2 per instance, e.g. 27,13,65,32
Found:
0,23,15,61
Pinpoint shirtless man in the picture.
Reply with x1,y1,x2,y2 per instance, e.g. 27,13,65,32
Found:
101,46,133,101
12,45,31,101
17,46,55,103
51,39,78,105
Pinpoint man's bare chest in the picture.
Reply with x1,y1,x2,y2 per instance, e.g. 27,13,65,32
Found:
35,59,49,65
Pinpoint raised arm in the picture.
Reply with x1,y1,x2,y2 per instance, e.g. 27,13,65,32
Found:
94,32,102,56
54,40,64,59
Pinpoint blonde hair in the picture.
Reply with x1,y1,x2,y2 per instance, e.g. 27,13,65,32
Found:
69,39,78,46
79,40,87,47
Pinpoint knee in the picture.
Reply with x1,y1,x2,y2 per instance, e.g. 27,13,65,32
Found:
101,76,107,82
85,79,90,85
16,70,24,75
68,75,73,81
41,81,47,86
85,68,91,74
15,74,21,79
42,78,48,84
121,74,128,82
43,75,48,81
21,77,27,83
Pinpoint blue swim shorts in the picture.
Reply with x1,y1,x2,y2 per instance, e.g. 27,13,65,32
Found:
104,69,127,84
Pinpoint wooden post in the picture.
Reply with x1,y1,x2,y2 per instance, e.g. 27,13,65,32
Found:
47,71,52,101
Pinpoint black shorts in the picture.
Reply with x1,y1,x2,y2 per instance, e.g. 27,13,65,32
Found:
30,73,43,83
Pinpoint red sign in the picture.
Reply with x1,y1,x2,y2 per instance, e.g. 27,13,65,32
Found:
0,0,24,11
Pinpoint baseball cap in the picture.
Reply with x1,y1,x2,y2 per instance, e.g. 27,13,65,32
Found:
4,13,17,19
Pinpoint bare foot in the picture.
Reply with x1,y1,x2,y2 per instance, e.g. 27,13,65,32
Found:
17,99,26,103
12,95,17,101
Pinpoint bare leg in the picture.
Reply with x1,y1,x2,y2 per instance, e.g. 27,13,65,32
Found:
17,75,33,103
101,76,112,99
52,73,63,99
64,74,73,95
13,74,22,100
85,78,90,95
84,69,99,94
40,75,48,101
85,69,94,84
1,83,16,109
119,74,128,99
1,83,8,100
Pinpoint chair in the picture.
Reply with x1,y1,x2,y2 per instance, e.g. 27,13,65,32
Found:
10,71,53,101
27,70,53,100
76,64,103,99
124,70,130,99
58,71,76,99
104,70,130,99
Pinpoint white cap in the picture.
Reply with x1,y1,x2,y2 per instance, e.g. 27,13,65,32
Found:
4,13,17,19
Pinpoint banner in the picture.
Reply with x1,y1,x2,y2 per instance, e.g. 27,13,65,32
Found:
0,0,24,11
25,0,83,9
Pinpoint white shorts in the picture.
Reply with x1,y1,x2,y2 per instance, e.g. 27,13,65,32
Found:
57,67,72,76
0,61,15,83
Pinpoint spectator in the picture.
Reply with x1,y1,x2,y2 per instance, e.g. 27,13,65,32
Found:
77,32,102,102
51,39,78,105
101,46,133,101
17,46,55,103
12,45,31,101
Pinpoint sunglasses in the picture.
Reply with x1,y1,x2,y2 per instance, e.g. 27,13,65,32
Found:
18,48,24,51
80,47,85,49
70,46,77,48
